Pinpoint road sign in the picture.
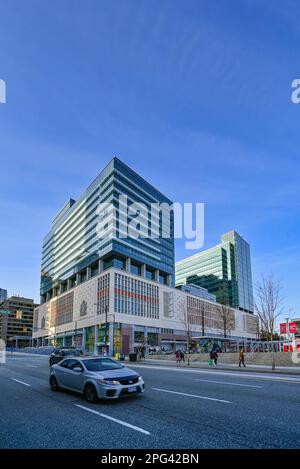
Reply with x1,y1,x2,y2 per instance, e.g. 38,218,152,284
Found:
16,310,22,320
280,323,287,334
289,322,297,334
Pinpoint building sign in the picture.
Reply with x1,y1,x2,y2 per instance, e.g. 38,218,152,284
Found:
80,300,87,317
85,326,95,352
289,322,297,334
113,323,121,354
280,323,287,334
16,310,22,320
98,323,109,346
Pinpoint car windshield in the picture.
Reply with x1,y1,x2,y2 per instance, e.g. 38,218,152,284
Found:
82,358,123,371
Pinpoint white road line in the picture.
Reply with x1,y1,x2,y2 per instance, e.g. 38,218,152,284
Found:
10,378,31,387
194,379,261,388
74,404,150,435
26,365,37,368
151,387,231,403
130,364,300,383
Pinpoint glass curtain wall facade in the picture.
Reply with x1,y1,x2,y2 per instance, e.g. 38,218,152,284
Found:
175,245,230,305
221,231,254,314
0,288,7,302
175,231,254,313
40,157,174,303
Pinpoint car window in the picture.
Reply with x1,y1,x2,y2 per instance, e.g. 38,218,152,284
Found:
82,358,123,371
63,359,82,370
69,360,83,371
59,359,72,368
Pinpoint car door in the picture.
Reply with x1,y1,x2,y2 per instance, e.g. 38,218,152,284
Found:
54,359,73,387
62,359,85,391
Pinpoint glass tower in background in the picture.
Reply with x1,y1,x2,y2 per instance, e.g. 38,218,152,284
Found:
0,288,7,302
221,231,254,313
175,230,254,313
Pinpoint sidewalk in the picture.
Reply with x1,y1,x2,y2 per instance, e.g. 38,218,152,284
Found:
10,351,300,376
143,358,300,375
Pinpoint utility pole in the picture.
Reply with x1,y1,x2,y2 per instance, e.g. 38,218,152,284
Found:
105,304,108,355
285,317,290,351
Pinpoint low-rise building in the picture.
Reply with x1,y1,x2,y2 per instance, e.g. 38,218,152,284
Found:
0,296,37,347
32,267,259,353
177,283,216,302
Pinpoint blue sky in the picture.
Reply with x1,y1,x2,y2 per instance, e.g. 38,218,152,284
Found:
0,0,299,319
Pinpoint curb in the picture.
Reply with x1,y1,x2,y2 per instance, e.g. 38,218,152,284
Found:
141,359,300,376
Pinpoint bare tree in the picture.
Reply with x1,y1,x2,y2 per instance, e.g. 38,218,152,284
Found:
180,308,197,366
255,274,283,370
217,304,235,346
198,301,208,337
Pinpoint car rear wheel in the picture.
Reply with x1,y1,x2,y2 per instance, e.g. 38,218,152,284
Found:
84,384,98,403
50,375,59,391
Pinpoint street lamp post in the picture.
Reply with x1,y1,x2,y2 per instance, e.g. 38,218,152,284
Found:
285,317,290,351
105,304,108,353
32,327,56,347
94,303,109,355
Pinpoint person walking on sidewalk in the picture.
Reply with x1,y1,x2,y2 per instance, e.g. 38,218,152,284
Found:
208,350,214,367
239,349,246,367
213,350,218,367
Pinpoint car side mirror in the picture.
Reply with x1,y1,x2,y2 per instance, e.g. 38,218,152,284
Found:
73,367,83,372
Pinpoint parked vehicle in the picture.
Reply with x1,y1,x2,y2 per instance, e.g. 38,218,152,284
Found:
49,356,145,403
49,347,82,366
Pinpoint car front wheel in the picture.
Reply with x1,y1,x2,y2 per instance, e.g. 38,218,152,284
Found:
84,384,98,403
50,375,59,391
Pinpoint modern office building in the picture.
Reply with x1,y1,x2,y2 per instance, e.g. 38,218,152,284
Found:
33,160,258,353
175,230,254,313
0,296,37,347
40,157,175,305
0,288,7,302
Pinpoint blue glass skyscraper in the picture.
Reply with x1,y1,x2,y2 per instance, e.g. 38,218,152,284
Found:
40,158,174,302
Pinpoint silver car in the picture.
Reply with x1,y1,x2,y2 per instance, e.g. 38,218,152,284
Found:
49,356,145,403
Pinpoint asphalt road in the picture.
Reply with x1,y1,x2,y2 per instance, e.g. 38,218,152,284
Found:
0,354,300,449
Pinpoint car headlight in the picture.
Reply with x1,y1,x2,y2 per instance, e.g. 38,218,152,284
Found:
138,376,143,381
96,378,120,385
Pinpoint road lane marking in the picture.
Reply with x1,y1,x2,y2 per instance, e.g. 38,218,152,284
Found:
26,365,37,368
74,404,150,435
130,364,300,383
151,387,231,403
279,381,300,385
195,379,261,388
10,378,31,387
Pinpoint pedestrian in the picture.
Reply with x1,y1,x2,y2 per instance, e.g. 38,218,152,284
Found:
175,350,180,363
213,350,218,366
239,349,246,367
208,350,214,367
180,350,185,362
